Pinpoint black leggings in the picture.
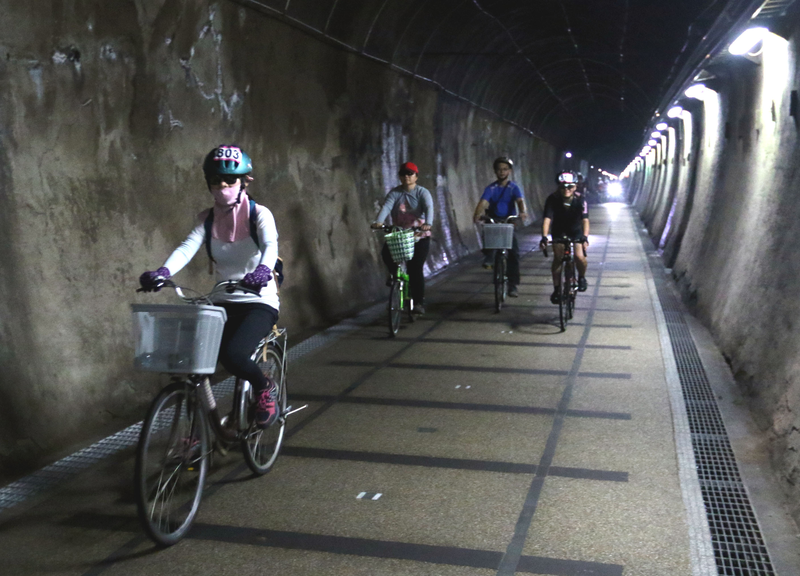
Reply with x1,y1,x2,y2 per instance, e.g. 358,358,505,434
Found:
216,303,279,394
382,237,431,305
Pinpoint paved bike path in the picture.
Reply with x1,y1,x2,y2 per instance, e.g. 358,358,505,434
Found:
0,205,698,576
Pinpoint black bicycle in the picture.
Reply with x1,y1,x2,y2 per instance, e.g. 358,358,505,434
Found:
545,238,577,331
480,215,518,312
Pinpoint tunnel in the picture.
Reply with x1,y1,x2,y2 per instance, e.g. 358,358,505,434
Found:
1,0,800,574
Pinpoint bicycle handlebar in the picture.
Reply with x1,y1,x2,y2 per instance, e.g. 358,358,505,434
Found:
478,215,519,225
137,278,261,303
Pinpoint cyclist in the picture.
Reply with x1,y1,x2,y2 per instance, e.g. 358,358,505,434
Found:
539,171,590,304
472,156,527,297
371,162,433,315
138,145,281,428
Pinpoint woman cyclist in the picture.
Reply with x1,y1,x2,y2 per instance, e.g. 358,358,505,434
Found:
371,162,433,315
139,145,281,428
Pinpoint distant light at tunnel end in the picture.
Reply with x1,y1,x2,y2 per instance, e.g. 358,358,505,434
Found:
656,122,668,131
650,131,661,138
648,139,657,146
565,152,573,158
667,106,683,118
685,84,707,100
729,27,769,56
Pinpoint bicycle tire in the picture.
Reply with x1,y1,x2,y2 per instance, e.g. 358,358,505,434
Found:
135,382,209,546
494,251,506,313
241,342,288,475
567,263,576,320
388,280,402,336
559,264,568,331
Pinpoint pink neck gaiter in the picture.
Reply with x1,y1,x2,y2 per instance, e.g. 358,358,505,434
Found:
211,186,251,243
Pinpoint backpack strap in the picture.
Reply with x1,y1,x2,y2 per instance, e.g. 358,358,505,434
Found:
249,199,260,248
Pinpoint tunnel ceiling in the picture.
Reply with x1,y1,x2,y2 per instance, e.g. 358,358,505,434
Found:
240,0,729,171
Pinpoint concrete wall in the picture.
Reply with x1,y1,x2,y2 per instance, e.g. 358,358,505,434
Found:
0,0,560,480
626,26,800,521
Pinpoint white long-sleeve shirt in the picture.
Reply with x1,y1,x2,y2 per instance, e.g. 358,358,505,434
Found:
163,204,280,311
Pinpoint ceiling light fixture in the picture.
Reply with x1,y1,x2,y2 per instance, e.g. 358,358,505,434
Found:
667,106,683,118
729,27,768,56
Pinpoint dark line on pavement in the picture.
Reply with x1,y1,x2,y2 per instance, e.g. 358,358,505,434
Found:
289,394,632,420
363,337,632,350
282,446,629,482
329,361,631,379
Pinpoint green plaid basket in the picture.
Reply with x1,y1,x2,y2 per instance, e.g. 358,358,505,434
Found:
385,229,416,263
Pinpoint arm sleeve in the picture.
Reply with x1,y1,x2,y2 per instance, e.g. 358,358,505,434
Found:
479,185,493,202
543,196,555,220
582,200,589,219
374,191,398,224
421,187,434,225
255,206,279,269
512,183,523,199
163,214,206,274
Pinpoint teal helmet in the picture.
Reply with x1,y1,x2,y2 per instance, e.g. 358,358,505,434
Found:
202,145,253,177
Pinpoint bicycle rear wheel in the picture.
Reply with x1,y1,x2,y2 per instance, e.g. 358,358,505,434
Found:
241,342,287,475
135,382,209,546
388,280,402,336
494,251,506,313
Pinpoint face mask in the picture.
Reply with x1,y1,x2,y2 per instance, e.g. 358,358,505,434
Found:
211,184,242,207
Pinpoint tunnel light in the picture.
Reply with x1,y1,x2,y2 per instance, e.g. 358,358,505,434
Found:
651,131,662,138
607,182,623,198
656,122,668,131
685,84,707,100
648,139,657,146
667,106,683,118
729,27,768,56
565,152,573,158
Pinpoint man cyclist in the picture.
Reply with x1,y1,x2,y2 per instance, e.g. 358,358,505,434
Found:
472,156,527,297
371,162,433,315
539,171,589,304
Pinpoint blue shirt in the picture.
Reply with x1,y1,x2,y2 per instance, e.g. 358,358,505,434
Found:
480,181,523,219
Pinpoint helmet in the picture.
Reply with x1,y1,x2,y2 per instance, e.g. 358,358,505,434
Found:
203,145,253,177
556,171,577,186
493,156,514,170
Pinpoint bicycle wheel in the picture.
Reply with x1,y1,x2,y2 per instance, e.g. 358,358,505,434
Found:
494,251,506,313
567,264,576,320
559,265,569,331
241,342,288,475
135,382,209,546
388,280,402,336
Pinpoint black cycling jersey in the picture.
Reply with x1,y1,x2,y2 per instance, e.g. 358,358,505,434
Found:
543,192,589,239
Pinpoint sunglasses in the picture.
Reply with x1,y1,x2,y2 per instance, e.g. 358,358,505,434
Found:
399,170,416,177
207,174,241,186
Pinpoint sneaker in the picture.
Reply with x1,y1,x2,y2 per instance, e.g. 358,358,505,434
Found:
414,304,426,315
578,277,588,292
550,289,560,305
255,380,279,428
508,285,519,297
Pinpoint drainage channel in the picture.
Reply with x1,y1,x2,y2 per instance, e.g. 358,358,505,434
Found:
643,235,775,575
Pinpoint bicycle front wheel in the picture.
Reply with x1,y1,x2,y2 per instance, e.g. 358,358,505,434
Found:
388,280,402,336
135,382,209,546
567,267,576,320
241,342,288,475
494,251,506,313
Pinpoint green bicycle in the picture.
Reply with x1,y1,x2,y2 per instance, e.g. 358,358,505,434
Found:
378,225,419,336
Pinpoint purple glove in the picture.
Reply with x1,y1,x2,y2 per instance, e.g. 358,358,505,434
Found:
139,266,171,292
241,264,272,292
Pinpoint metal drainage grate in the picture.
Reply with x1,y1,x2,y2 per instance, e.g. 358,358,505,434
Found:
648,252,775,575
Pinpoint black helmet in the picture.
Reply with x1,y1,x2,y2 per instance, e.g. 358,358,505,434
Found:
493,156,514,170
202,145,253,178
556,171,577,186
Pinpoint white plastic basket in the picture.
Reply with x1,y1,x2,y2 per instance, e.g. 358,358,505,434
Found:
482,223,514,249
385,229,416,263
131,304,227,374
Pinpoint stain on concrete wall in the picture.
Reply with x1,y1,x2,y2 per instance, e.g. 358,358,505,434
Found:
628,27,800,523
0,0,558,481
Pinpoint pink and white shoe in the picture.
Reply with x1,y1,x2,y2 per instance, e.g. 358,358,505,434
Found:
255,380,279,428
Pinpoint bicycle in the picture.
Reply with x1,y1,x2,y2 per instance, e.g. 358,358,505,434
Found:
544,238,577,331
131,279,306,546
480,215,518,312
376,225,421,337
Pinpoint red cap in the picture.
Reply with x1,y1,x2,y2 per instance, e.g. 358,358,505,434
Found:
399,162,419,174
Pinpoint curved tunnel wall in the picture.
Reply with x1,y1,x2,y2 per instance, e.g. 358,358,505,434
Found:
626,26,800,522
0,1,562,479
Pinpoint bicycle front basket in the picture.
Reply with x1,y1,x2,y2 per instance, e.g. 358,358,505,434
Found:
131,304,227,374
385,229,416,263
482,224,514,250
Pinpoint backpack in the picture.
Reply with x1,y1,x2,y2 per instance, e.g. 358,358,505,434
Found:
203,199,284,286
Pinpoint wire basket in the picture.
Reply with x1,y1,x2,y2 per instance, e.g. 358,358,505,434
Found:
385,229,416,263
482,223,514,249
131,304,227,374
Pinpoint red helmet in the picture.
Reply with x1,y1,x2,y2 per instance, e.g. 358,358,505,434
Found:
399,162,419,175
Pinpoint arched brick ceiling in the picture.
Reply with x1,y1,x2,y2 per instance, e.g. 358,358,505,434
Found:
242,0,725,169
